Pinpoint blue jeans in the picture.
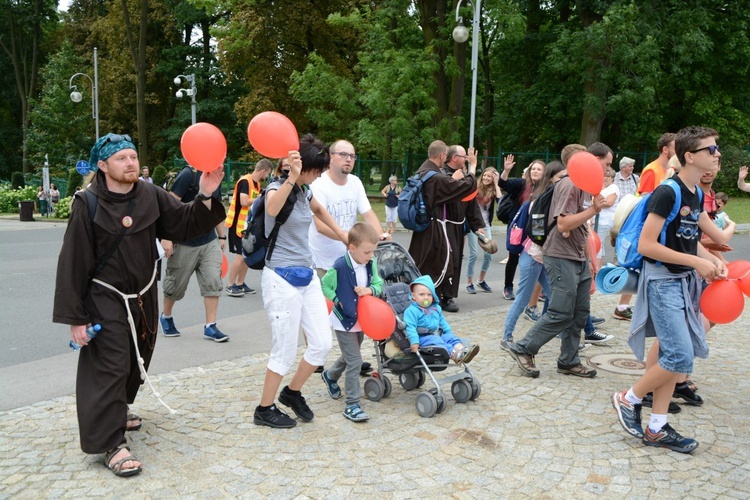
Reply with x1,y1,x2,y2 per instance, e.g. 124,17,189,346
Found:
503,251,551,341
466,225,492,279
648,278,696,373
512,256,591,368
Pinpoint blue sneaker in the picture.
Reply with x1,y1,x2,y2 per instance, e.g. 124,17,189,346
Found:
321,370,342,399
160,314,180,337
465,284,476,294
343,403,369,422
611,391,643,438
239,283,256,294
477,281,492,293
524,306,541,322
204,323,229,342
643,424,698,453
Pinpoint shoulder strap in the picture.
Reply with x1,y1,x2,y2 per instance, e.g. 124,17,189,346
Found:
265,185,299,261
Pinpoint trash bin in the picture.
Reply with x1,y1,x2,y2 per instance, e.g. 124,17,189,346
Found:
18,201,35,222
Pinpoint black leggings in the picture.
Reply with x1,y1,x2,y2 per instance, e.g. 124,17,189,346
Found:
504,251,520,289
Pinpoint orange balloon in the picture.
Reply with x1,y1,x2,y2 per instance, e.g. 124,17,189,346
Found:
221,253,228,279
568,151,604,196
462,190,477,202
726,260,750,280
591,230,602,254
247,111,300,159
326,298,334,315
357,295,396,340
700,280,745,324
180,122,227,172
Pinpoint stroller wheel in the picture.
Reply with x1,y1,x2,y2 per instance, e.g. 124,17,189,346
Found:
435,394,446,414
415,391,437,418
416,370,426,388
364,377,384,402
469,379,482,401
399,372,419,391
451,379,472,404
382,376,392,398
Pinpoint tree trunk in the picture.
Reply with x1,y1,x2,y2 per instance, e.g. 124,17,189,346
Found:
121,0,149,165
417,0,450,127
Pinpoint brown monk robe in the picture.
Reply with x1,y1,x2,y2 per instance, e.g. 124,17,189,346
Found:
407,158,478,303
53,170,225,454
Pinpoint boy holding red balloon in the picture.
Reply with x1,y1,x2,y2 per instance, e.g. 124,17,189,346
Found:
612,126,731,454
320,223,384,422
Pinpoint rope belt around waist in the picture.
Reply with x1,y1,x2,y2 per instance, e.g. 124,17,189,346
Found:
432,215,465,288
92,262,176,414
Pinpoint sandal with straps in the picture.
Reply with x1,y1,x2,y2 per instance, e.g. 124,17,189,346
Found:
126,413,142,432
105,445,142,477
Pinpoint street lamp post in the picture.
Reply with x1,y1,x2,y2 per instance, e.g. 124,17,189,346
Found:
69,47,100,141
174,73,197,125
453,0,481,150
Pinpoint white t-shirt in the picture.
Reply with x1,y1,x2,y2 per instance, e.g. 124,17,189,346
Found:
598,183,620,228
309,173,372,269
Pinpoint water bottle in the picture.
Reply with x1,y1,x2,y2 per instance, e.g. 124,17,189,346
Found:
69,324,102,351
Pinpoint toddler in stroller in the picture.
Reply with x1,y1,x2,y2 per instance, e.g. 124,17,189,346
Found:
363,262,482,417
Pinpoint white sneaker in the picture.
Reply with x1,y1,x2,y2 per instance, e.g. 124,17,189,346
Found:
585,330,614,345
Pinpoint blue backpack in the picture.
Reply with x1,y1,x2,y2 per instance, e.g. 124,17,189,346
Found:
397,170,439,232
507,200,531,253
615,179,702,269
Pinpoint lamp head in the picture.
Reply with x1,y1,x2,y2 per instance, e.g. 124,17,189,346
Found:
176,90,183,99
173,76,182,85
452,19,469,44
70,90,83,103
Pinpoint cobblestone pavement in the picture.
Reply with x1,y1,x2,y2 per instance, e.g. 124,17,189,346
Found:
2,293,749,498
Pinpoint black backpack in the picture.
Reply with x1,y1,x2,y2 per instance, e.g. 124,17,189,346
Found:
525,175,567,246
241,185,301,270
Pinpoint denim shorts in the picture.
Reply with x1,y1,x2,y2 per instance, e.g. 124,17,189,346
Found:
647,277,694,374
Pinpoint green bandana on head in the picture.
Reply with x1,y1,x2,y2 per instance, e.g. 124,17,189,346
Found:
89,133,137,168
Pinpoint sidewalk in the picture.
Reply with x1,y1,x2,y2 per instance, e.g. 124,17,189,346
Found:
1,292,749,498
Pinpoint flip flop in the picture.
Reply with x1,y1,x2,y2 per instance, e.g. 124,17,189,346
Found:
126,413,142,432
104,446,142,477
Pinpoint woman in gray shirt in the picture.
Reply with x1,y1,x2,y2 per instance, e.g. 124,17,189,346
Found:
254,134,347,429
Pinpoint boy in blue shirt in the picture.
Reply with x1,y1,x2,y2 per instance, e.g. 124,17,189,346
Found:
320,223,384,422
612,126,729,453
403,275,479,363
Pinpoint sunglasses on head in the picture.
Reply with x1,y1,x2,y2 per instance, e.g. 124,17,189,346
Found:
689,144,720,155
104,133,132,145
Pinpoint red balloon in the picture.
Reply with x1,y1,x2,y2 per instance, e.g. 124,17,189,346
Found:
567,151,604,196
357,295,396,340
221,253,228,279
700,280,745,324
180,123,227,172
726,260,750,280
326,298,334,315
247,111,300,159
462,190,478,202
591,230,602,254
739,277,750,298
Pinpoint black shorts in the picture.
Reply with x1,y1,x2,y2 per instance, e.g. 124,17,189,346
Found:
228,230,243,255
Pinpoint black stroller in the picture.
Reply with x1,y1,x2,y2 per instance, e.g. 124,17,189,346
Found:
364,242,481,417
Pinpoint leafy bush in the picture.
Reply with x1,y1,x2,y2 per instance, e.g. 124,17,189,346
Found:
152,165,167,188
54,196,73,218
0,185,38,212
11,172,25,189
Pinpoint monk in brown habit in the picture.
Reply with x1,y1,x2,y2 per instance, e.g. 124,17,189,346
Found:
407,140,482,313
53,133,225,477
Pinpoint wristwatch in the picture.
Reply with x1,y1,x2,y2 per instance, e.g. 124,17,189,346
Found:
194,192,211,202
218,236,227,240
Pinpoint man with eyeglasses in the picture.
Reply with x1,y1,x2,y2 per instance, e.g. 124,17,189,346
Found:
637,132,677,196
53,133,225,476
308,139,390,375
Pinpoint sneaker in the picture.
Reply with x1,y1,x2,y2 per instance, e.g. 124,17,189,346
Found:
611,391,644,438
643,424,699,453
585,330,614,345
556,363,597,378
204,324,229,342
466,284,476,294
160,314,180,337
578,342,591,352
673,382,703,406
314,365,324,374
507,348,540,378
477,281,492,293
360,362,373,377
253,404,296,429
343,403,369,423
321,370,342,399
524,306,541,322
538,291,547,302
278,386,314,422
226,284,244,297
591,315,606,325
442,298,459,313
641,393,682,414
239,283,256,294
503,287,515,300
613,306,633,321
500,339,513,352
456,345,480,364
